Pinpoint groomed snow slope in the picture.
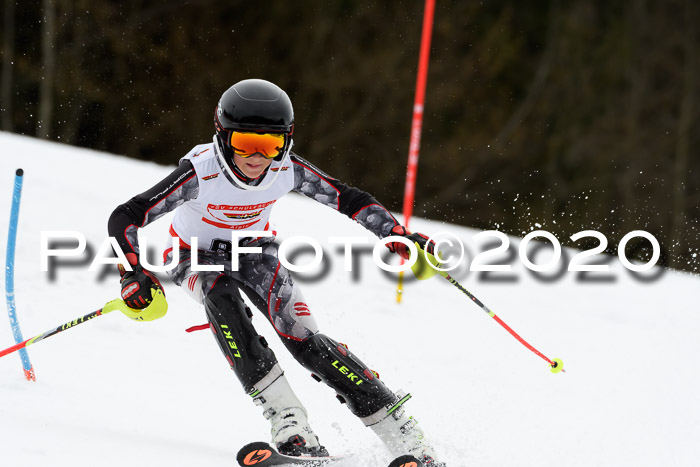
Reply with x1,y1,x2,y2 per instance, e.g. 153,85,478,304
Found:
1,132,698,467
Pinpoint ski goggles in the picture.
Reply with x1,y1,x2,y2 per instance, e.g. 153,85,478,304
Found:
230,131,286,159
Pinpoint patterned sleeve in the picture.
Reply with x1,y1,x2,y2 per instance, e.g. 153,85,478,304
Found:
108,160,199,257
290,154,399,238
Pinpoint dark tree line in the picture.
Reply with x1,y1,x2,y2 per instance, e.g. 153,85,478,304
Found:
2,1,699,272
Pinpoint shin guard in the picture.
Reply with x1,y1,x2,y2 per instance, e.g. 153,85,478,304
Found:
205,278,277,392
288,333,396,417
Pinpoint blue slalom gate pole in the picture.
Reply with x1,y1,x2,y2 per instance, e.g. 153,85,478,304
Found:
5,168,35,381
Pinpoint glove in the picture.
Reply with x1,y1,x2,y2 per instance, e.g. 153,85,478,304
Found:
386,225,436,260
387,225,442,280
119,255,164,310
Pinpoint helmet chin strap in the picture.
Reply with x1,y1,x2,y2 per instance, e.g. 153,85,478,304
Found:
213,135,292,192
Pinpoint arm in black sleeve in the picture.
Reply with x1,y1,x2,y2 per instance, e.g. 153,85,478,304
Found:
290,154,399,238
108,160,199,260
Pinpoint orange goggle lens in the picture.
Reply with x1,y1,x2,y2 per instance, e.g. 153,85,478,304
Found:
230,131,285,159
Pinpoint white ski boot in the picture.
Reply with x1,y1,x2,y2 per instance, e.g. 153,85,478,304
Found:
250,364,328,457
362,391,445,466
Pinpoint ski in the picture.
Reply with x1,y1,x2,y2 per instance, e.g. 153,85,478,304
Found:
236,441,344,466
387,454,425,467
236,441,428,467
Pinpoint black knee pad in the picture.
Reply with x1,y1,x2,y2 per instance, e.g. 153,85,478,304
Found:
205,276,277,392
287,333,396,417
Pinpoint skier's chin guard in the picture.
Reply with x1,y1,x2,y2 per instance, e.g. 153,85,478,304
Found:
118,287,168,322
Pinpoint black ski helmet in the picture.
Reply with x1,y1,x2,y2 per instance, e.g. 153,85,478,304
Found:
214,79,294,163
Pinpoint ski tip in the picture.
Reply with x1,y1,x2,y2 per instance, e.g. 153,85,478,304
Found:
237,442,274,466
388,454,425,467
550,358,564,374
16,168,24,177
236,441,341,466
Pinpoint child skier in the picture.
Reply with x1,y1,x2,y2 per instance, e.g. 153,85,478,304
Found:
108,79,444,466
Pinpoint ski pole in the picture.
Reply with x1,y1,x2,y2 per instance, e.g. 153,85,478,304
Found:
0,298,124,359
0,289,167,359
437,269,564,373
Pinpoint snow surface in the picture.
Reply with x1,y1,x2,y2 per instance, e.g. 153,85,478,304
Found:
0,132,698,467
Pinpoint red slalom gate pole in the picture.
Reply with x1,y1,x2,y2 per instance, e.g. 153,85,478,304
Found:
397,0,436,303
